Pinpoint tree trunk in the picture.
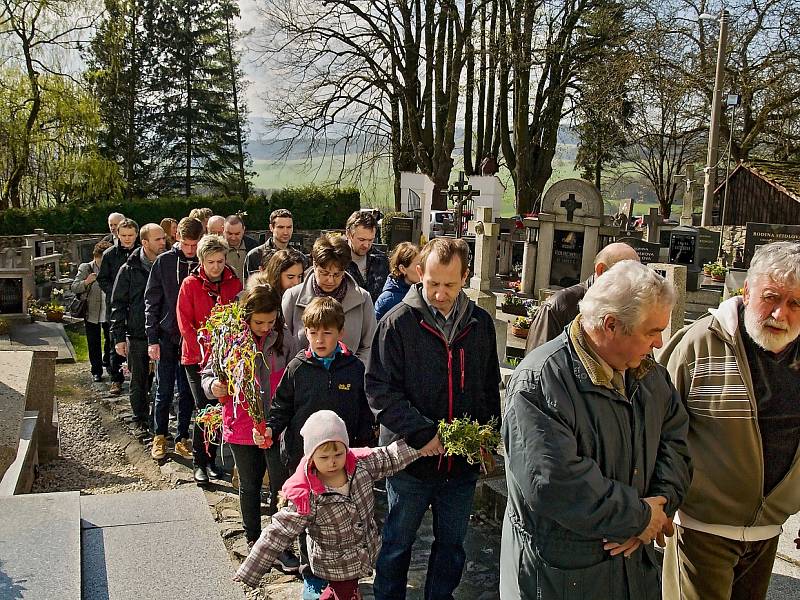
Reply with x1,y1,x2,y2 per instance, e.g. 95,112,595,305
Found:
224,14,248,200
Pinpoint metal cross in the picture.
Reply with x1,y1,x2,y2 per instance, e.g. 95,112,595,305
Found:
560,193,582,222
441,172,480,238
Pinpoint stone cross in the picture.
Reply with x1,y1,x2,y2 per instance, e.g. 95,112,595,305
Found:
644,207,662,243
467,206,500,293
560,193,582,222
441,171,480,238
650,263,687,360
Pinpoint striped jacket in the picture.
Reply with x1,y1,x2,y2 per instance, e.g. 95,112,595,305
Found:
235,440,420,587
660,296,800,533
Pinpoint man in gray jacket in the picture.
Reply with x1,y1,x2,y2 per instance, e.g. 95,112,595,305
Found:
502,260,691,599
660,241,800,600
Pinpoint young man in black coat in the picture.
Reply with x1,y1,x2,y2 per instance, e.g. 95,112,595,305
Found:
366,237,501,600
98,218,140,395
344,210,388,302
110,224,165,431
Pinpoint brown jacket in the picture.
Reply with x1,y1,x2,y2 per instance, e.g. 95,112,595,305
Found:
524,277,591,354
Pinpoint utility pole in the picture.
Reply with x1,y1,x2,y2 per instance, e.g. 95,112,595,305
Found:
701,10,729,226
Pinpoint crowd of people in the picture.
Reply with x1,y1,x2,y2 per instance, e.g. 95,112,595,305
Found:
69,204,800,600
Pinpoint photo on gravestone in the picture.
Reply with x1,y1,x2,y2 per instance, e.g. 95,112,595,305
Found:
618,237,660,264
549,230,584,287
669,231,698,266
743,222,800,267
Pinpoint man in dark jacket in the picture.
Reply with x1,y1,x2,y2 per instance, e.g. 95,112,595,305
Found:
345,210,388,302
223,214,259,282
110,224,165,431
366,237,501,600
525,242,639,354
99,218,141,395
501,260,691,600
144,217,203,460
243,208,295,280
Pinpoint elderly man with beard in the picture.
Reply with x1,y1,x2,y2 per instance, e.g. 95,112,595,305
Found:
660,241,800,600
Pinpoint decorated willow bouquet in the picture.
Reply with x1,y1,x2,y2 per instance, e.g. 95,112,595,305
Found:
198,302,272,449
437,417,501,474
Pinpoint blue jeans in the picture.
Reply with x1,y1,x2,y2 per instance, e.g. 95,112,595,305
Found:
153,339,193,441
373,470,478,600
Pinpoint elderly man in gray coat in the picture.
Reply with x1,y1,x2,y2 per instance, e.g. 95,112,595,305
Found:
501,260,692,599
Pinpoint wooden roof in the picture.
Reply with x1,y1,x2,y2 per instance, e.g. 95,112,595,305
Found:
716,160,800,203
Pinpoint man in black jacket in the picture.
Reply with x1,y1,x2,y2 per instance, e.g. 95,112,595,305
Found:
344,210,388,302
501,260,691,600
99,218,141,395
223,214,259,283
243,208,295,280
144,217,202,460
366,237,501,600
110,224,165,431
524,242,639,354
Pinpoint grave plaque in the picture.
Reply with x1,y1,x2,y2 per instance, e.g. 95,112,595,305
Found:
619,237,661,264
0,278,23,313
744,222,800,267
668,226,698,266
549,230,584,287
388,217,414,248
696,227,721,267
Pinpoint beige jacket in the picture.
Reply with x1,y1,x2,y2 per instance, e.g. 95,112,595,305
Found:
660,296,800,535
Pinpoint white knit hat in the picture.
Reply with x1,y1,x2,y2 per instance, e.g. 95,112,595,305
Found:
300,410,350,460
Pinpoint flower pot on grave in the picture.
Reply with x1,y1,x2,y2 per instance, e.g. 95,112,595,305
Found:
502,304,528,317
46,310,64,322
712,274,725,283
511,325,530,339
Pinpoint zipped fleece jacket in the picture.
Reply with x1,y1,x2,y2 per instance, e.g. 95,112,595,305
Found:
235,441,420,587
144,246,198,345
109,248,152,343
660,295,800,533
365,284,502,481
267,344,375,470
176,265,243,366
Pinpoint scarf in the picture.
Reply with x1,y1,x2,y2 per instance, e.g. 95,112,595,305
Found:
311,274,348,303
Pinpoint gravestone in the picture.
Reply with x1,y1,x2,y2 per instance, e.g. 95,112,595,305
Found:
388,217,414,248
743,222,800,267
498,233,513,276
467,206,499,299
533,179,606,295
696,227,722,267
400,172,436,243
469,175,505,216
618,198,634,221
442,172,480,238
0,278,23,313
644,208,662,243
619,237,661,264
649,263,687,358
0,351,35,482
668,226,699,267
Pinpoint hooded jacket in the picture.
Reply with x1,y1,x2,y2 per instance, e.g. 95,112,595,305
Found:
374,275,410,322
282,272,377,363
500,319,691,600
109,248,152,343
365,284,502,481
200,325,298,446
660,295,800,538
98,237,140,320
175,265,243,366
267,344,374,470
235,440,419,586
144,246,198,345
346,246,389,302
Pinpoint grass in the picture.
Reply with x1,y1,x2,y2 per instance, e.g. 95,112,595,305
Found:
66,327,89,362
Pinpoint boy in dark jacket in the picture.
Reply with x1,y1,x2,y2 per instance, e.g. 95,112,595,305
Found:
109,223,165,431
256,296,374,597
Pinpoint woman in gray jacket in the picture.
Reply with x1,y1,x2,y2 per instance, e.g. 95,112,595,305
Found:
282,234,376,363
72,241,113,382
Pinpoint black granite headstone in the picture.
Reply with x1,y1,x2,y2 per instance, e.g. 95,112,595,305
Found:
549,230,584,287
668,226,699,267
619,237,661,264
388,217,414,248
696,227,721,267
743,222,800,267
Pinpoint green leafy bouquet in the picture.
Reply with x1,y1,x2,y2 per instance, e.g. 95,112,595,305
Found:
437,417,501,473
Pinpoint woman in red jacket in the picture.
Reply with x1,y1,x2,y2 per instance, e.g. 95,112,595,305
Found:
177,234,243,484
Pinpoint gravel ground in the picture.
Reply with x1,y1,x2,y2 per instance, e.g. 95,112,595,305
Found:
31,362,166,495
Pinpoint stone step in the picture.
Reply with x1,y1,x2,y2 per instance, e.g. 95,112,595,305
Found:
0,491,82,599
80,487,246,600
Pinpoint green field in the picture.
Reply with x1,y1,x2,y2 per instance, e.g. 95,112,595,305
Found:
252,156,672,217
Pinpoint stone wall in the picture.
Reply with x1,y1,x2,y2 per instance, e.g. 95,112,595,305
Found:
703,225,746,263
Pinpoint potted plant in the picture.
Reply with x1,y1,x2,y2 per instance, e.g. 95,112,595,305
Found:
502,293,528,316
45,288,65,322
511,316,531,338
703,262,714,276
709,262,727,283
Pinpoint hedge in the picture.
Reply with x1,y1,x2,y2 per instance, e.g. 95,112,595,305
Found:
0,185,360,235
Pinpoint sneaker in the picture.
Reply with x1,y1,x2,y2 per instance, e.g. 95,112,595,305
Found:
151,435,167,460
275,549,300,574
174,438,192,458
109,381,122,396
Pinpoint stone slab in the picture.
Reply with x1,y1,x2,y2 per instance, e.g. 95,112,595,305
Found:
0,350,33,480
81,487,245,600
0,411,38,495
0,491,81,599
8,321,74,362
